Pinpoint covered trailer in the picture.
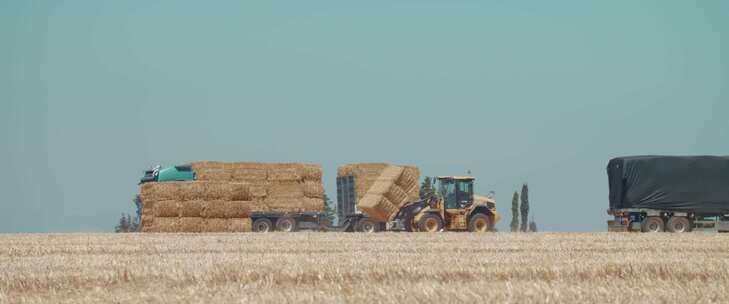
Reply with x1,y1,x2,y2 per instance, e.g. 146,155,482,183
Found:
607,155,729,232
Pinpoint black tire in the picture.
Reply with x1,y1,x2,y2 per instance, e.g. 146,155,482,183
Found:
417,213,443,232
252,218,273,233
468,213,492,232
641,216,664,233
355,218,379,233
275,217,297,232
666,217,691,233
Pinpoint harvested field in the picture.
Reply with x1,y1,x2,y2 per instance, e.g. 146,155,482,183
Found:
2,233,729,303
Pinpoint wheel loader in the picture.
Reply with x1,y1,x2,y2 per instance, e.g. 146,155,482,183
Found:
342,176,500,232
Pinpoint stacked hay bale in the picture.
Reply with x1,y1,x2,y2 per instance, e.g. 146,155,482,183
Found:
140,162,324,232
337,163,420,222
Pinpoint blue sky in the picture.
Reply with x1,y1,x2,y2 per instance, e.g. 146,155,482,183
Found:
1,1,728,232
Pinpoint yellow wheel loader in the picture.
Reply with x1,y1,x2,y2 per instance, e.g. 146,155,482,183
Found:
339,176,500,232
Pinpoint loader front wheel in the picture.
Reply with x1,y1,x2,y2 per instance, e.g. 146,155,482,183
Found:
468,214,491,232
417,214,443,232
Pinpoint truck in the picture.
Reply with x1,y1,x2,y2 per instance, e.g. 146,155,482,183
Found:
606,155,729,233
338,176,500,232
139,162,331,232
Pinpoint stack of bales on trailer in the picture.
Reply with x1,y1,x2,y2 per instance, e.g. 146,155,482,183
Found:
140,162,324,232
337,163,420,222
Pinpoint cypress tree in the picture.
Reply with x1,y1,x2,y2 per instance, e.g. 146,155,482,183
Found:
520,184,529,232
510,192,519,232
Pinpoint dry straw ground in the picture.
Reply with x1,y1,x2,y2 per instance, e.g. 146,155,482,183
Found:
1,232,728,303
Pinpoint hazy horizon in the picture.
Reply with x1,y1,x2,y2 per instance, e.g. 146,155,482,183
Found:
2,1,728,233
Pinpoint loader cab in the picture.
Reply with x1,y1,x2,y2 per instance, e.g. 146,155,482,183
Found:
437,176,474,209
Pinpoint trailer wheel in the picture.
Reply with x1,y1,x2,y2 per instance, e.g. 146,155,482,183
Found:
252,218,273,233
417,214,443,232
666,217,691,233
641,216,664,233
275,217,297,232
468,214,491,232
355,218,379,233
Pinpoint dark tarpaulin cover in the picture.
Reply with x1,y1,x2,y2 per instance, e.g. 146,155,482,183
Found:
608,156,729,213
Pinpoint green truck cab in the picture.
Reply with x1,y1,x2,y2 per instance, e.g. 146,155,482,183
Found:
139,164,195,184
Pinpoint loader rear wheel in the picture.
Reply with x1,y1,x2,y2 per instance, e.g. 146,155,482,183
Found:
418,214,443,232
275,217,297,232
666,217,690,233
252,218,273,233
641,216,664,233
468,214,491,232
355,219,379,233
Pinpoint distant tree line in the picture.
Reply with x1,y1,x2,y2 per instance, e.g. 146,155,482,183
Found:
115,195,142,232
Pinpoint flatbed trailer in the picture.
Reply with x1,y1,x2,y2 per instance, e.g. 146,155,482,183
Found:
606,155,729,233
250,211,331,232
608,208,729,233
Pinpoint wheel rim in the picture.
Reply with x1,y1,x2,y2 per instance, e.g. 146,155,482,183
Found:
278,220,293,232
255,222,270,232
674,223,684,232
473,218,488,232
361,221,375,233
671,219,688,233
645,219,661,232
424,218,439,232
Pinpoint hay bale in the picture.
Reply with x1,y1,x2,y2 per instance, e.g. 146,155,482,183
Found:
226,201,251,218
302,164,322,180
384,184,409,206
230,183,251,201
191,161,228,170
195,168,232,181
140,215,155,232
267,168,303,181
358,196,397,222
178,217,203,233
202,218,229,232
154,200,180,217
140,182,181,201
202,200,228,218
141,199,156,216
396,166,420,193
337,164,421,222
141,181,207,201
303,180,324,198
249,185,267,198
267,182,305,198
201,182,233,200
152,217,179,232
258,198,323,213
230,218,252,232
228,162,269,170
231,168,268,181
180,200,204,217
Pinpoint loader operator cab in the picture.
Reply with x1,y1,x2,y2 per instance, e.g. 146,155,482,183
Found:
438,177,474,209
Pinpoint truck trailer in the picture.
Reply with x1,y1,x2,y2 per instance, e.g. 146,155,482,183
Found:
607,155,729,233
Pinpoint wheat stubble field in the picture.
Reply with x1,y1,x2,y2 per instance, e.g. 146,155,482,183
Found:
1,233,728,303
